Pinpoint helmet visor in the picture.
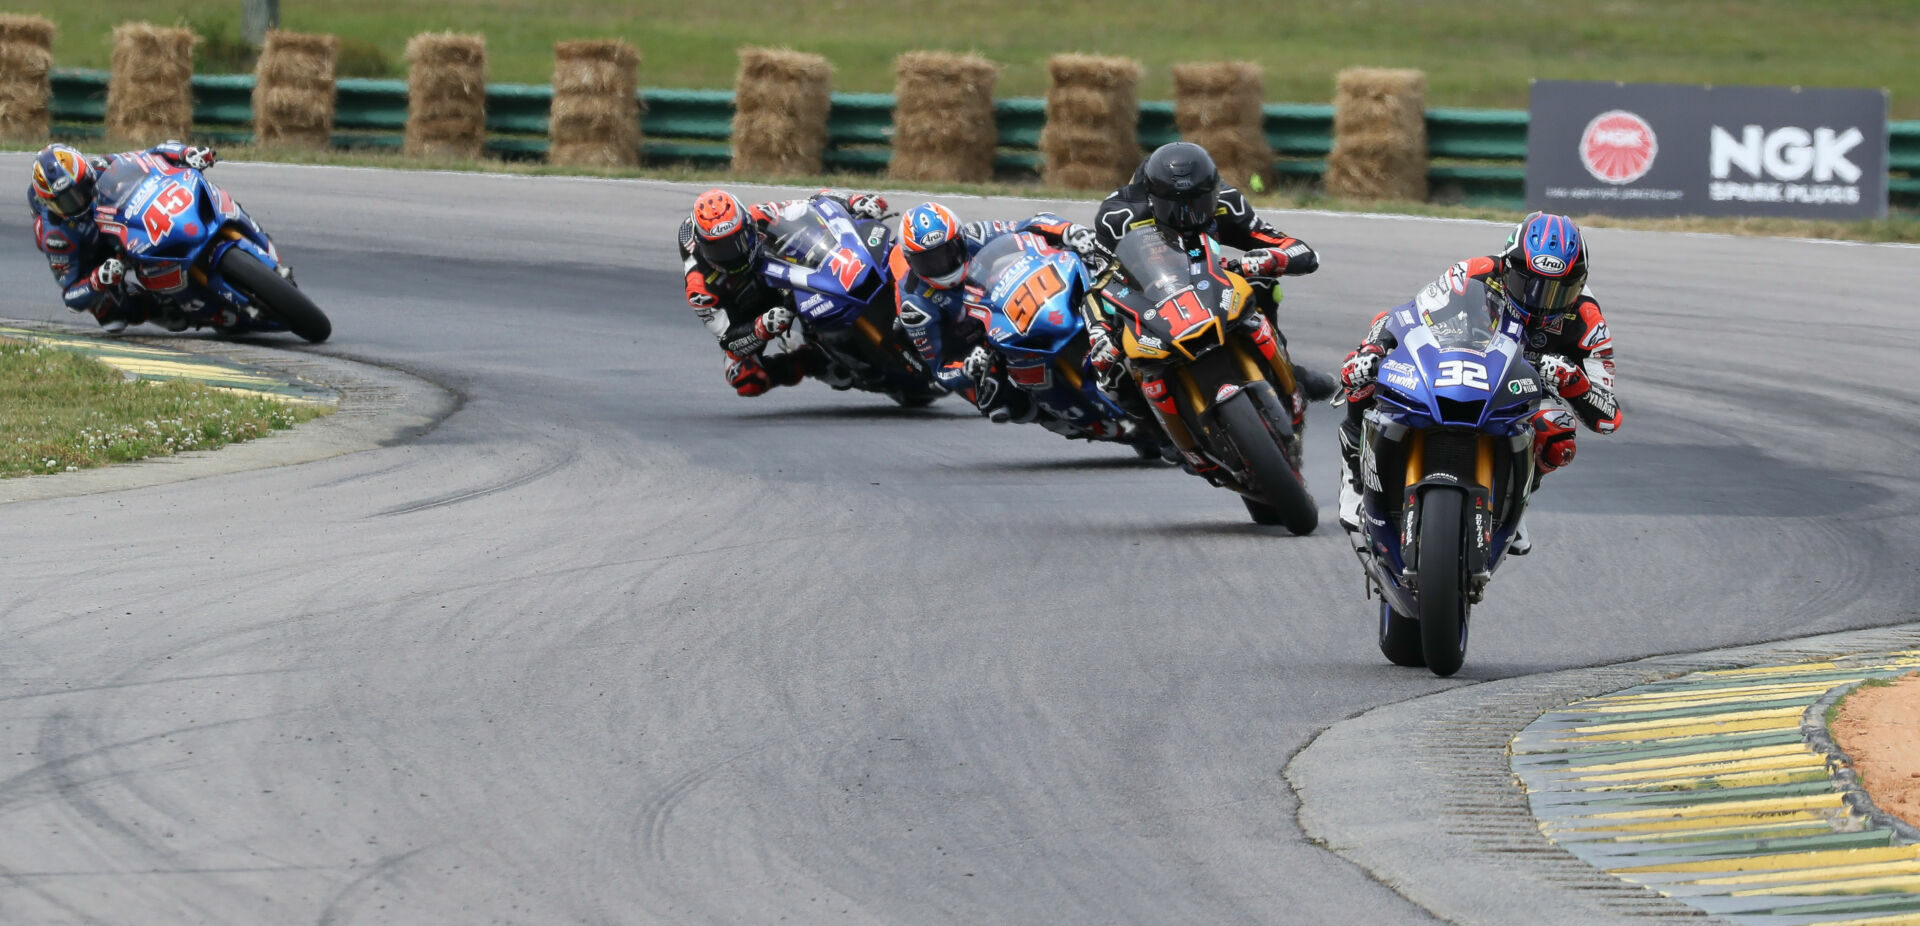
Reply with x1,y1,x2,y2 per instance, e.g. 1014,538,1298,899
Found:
1503,263,1584,313
45,184,92,219
697,229,756,274
1152,189,1217,233
907,237,968,288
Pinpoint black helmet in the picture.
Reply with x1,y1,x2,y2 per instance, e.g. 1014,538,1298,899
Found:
1142,142,1219,235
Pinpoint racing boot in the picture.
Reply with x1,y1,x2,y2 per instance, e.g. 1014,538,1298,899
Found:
1508,516,1532,556
1337,416,1366,542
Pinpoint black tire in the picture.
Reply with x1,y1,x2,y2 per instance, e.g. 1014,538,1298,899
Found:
1415,488,1470,677
1243,497,1283,525
1379,600,1425,667
1216,391,1318,535
217,247,331,343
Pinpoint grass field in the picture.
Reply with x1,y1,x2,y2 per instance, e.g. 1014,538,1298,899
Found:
11,0,1920,117
0,337,326,476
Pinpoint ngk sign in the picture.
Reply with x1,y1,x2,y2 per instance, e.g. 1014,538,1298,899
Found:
1526,81,1888,219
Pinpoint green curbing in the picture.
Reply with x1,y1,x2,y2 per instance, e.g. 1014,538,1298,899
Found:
1513,652,1920,926
0,325,337,405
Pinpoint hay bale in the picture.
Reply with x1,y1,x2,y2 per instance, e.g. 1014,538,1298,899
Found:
731,47,831,177
253,30,338,150
1325,67,1427,202
889,51,998,183
549,39,641,168
1040,54,1142,191
1173,61,1272,191
0,15,53,142
405,32,486,159
106,23,196,147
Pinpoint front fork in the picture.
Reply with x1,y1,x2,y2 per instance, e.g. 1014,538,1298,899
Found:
1380,428,1533,602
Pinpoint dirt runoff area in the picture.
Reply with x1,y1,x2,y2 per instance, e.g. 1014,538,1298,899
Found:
1831,672,1920,828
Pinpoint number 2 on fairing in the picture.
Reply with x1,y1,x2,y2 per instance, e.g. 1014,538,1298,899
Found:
1434,360,1489,390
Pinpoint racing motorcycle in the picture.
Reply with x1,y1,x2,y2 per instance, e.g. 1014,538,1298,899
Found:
759,197,941,407
91,151,330,341
1090,227,1317,533
1344,276,1543,677
964,231,1164,456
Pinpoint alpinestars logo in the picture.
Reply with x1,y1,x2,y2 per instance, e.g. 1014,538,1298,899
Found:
1579,111,1658,184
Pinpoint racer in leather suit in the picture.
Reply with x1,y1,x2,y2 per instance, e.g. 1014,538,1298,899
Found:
28,141,220,332
1336,212,1621,554
678,188,888,396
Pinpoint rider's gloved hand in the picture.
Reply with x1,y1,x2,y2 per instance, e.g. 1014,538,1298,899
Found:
1230,248,1288,280
753,305,796,343
1537,353,1590,399
90,258,125,289
1529,408,1578,473
1087,326,1124,390
1059,224,1112,274
1340,343,1385,401
845,193,888,220
183,145,217,171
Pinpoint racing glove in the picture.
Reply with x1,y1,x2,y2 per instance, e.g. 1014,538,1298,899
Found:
1228,248,1288,280
753,305,796,343
183,145,217,171
725,352,771,397
1063,224,1113,275
1340,343,1385,401
1529,408,1578,473
962,345,1005,417
1087,325,1126,392
845,192,888,220
90,258,126,289
1537,353,1591,399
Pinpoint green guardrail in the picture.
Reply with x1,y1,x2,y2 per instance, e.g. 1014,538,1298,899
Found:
42,69,1920,211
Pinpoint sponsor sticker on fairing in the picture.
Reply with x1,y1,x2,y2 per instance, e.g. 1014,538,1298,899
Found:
1383,371,1419,391
1508,378,1539,395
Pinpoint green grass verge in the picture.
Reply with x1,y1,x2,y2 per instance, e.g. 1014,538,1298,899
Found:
87,143,1919,245
11,1,1920,117
1825,672,1912,731
0,336,328,477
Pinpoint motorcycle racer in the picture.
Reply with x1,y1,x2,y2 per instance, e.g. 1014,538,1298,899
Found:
892,201,1108,423
1336,212,1621,553
678,187,888,396
1089,141,1336,401
28,141,219,333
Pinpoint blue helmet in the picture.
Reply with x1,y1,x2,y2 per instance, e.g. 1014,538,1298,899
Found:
31,144,96,219
899,202,967,288
1500,212,1588,318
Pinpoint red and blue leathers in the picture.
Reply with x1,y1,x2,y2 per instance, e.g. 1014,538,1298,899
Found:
28,142,210,327
892,212,1092,394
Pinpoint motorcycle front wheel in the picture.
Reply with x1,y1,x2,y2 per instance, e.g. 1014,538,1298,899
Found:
1415,487,1470,677
1216,389,1317,535
218,248,331,343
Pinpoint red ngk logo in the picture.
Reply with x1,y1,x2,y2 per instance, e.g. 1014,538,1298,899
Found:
1579,110,1658,184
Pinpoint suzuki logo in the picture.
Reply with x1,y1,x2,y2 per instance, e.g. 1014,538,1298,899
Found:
1710,125,1863,183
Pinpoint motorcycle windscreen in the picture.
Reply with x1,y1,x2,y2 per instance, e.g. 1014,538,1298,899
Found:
1112,226,1198,306
764,208,885,308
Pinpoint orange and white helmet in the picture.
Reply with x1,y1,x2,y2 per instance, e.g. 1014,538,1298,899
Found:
899,202,967,289
691,189,760,273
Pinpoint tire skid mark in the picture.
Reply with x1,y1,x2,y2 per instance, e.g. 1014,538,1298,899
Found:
370,447,577,517
314,845,434,926
638,749,762,866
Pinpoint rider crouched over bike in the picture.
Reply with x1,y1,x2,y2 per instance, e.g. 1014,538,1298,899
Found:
1092,141,1336,401
893,201,1111,428
679,187,888,396
1336,212,1621,553
28,141,217,333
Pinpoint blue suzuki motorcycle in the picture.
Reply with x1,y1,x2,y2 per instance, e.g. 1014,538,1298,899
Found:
91,152,330,341
965,231,1162,455
758,198,940,407
1349,277,1542,676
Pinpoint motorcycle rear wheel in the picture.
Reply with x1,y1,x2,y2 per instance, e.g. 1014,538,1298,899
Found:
1216,390,1317,535
1415,488,1470,677
218,248,331,343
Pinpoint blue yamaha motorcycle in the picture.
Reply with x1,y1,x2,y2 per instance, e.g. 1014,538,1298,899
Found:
965,232,1162,455
1348,277,1542,676
758,198,940,407
91,152,330,341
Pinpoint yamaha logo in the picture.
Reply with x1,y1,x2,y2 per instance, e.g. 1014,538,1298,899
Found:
1579,110,1658,184
1529,253,1567,274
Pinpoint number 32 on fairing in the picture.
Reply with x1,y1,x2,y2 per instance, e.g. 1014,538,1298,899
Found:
1433,360,1490,390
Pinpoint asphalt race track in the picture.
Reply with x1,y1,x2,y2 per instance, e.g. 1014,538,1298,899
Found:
2,152,1918,924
